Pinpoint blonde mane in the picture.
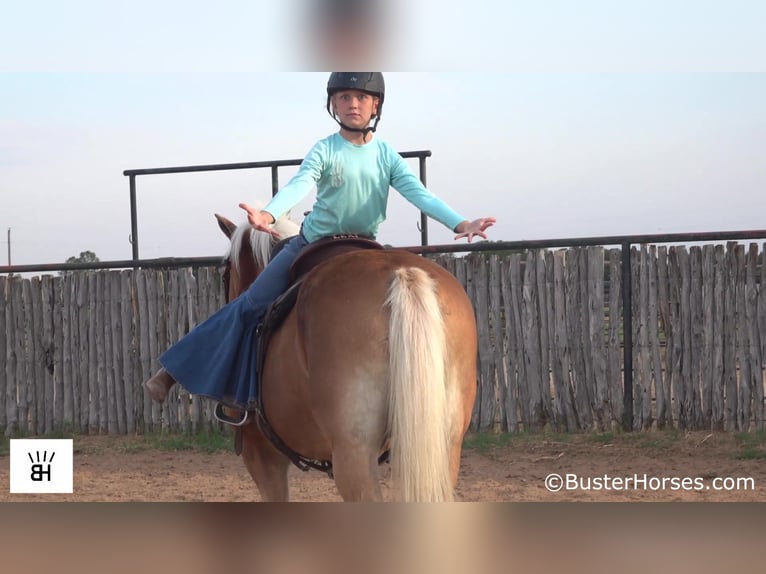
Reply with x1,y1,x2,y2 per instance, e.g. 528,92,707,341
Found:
225,207,301,273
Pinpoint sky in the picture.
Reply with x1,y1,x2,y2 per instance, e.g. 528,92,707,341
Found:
1,2,766,268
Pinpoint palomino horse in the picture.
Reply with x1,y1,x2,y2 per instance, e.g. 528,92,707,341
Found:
215,213,478,501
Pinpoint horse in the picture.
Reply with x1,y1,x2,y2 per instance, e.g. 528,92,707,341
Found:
214,213,478,501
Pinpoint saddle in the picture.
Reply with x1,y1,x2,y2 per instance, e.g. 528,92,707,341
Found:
257,234,383,376
216,235,387,475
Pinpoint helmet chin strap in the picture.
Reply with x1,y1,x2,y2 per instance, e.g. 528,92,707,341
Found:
329,111,380,139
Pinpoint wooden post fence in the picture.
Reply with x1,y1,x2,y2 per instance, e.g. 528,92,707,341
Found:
2,243,766,436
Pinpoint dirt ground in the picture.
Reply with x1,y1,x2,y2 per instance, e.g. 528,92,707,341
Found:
2,431,764,502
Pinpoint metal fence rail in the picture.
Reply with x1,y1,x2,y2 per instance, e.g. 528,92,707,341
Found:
123,151,434,260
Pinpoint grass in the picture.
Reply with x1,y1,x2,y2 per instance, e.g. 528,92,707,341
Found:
733,430,766,460
631,428,682,450
0,429,235,457
462,430,575,454
465,428,766,462
588,431,616,445
736,448,766,460
130,431,234,454
462,428,660,454
3,427,765,459
463,427,729,452
462,431,518,454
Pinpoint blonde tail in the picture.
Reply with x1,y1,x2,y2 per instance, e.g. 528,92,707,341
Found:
386,267,453,502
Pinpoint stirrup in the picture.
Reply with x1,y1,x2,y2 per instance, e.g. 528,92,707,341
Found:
214,403,249,427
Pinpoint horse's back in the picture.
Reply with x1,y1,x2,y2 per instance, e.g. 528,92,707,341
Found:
300,248,472,311
297,249,477,370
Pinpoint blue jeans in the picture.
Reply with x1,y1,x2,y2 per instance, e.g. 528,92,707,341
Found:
161,232,309,408
242,232,309,312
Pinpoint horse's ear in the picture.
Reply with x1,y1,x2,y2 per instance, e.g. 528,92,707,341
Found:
215,214,238,239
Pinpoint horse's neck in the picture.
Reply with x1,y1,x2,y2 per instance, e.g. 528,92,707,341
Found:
235,240,264,293
228,225,268,286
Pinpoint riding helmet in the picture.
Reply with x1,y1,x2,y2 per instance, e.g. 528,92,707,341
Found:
326,72,385,132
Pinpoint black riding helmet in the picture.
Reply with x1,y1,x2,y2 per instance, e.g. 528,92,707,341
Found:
326,72,385,137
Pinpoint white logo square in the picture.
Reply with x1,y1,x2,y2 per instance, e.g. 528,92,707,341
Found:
9,439,74,494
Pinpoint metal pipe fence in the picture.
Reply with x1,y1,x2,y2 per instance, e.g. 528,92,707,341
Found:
122,151,433,261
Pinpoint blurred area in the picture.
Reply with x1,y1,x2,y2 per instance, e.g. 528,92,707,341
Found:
0,504,763,574
293,0,396,68
3,1,764,72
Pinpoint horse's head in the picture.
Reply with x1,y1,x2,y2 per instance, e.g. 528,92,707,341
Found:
215,211,301,302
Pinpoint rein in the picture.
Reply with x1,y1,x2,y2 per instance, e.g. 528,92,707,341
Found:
221,260,232,304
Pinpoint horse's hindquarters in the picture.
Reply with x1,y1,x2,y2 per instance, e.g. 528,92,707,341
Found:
261,249,478,500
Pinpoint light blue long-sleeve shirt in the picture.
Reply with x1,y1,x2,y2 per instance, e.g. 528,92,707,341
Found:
263,133,466,243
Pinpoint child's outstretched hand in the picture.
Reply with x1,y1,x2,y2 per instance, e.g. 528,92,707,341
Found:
239,203,282,239
454,217,496,242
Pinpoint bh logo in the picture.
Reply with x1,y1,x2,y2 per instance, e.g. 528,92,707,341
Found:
29,450,55,481
9,439,73,494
